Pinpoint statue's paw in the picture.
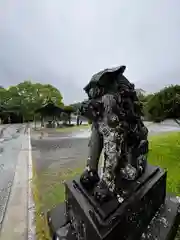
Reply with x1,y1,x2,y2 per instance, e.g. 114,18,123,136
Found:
93,180,114,204
120,164,137,181
80,169,100,190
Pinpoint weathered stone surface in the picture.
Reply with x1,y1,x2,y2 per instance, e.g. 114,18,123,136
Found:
141,195,180,240
64,165,166,240
79,66,149,200
47,164,180,240
47,194,180,240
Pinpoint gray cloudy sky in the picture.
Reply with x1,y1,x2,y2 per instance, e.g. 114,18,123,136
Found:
0,0,180,104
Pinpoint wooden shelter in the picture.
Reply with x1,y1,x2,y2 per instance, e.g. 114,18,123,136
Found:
35,102,64,117
35,101,65,128
35,101,75,128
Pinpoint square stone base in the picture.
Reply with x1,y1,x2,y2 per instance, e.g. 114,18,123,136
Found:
47,165,180,240
64,165,166,239
47,195,180,240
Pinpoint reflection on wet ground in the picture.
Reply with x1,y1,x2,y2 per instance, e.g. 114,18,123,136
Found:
31,121,180,175
31,136,89,173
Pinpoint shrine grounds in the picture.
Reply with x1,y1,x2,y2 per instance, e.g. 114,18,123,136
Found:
31,126,180,239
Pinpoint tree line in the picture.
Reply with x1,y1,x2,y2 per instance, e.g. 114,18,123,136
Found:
136,85,180,123
0,80,180,124
0,81,74,123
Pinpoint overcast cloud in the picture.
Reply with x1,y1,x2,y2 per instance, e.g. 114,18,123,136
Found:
0,0,180,104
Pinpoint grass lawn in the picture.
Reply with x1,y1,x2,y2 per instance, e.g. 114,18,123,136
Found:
32,131,180,240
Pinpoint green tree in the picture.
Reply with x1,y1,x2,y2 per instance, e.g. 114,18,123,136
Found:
70,102,81,115
36,83,63,107
0,81,64,122
0,87,11,106
146,85,180,122
136,88,146,103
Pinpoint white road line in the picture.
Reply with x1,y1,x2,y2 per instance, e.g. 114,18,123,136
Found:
28,127,36,240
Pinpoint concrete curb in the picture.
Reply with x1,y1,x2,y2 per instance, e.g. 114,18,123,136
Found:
27,128,36,240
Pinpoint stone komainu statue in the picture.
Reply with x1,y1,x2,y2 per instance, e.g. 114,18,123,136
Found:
79,66,149,202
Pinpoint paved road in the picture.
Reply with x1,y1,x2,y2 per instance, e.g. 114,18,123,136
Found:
0,126,32,240
145,121,180,135
0,124,26,231
31,121,180,174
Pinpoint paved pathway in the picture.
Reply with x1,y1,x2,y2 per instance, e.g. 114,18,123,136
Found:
0,125,23,228
0,124,34,240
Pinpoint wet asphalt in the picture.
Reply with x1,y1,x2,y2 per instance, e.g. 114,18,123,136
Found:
31,133,89,174
31,120,180,175
0,124,25,229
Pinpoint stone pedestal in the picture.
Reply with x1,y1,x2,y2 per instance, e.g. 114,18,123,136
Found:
47,165,180,240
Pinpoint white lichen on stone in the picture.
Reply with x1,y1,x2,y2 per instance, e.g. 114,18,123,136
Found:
159,217,169,228
117,194,124,203
141,233,146,239
176,196,180,203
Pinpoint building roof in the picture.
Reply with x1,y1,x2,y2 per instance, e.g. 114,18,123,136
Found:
35,102,64,116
